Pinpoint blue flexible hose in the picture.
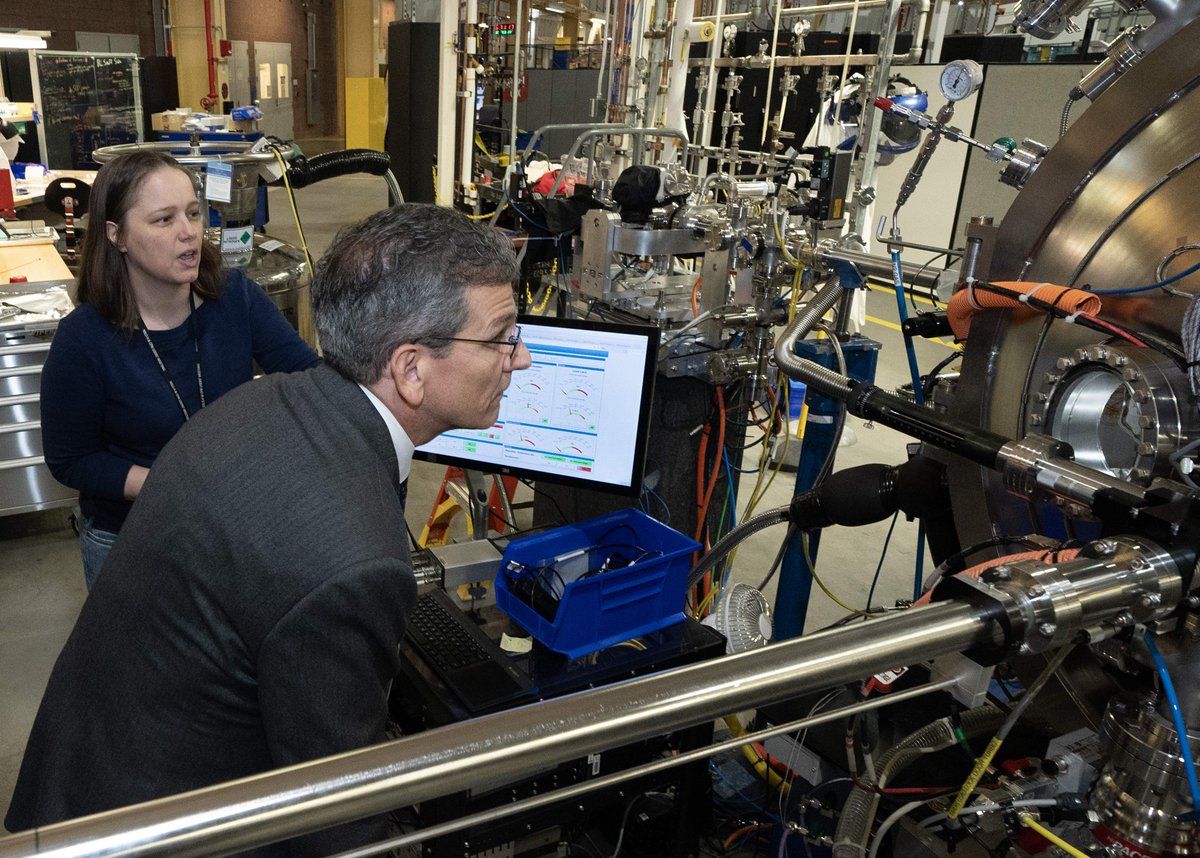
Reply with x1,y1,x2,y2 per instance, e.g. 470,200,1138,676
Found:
1143,632,1200,817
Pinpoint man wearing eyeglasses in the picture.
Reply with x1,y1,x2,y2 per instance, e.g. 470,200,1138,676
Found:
7,204,531,855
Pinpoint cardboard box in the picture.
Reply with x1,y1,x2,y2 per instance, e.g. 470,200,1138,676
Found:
151,110,191,132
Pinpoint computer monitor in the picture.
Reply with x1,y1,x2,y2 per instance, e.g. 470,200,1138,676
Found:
414,315,658,496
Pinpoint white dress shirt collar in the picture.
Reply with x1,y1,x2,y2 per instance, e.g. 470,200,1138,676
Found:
357,384,415,484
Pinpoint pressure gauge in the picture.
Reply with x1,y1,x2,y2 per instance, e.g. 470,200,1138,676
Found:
939,60,984,102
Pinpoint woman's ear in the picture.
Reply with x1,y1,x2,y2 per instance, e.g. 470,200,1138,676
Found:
105,221,124,252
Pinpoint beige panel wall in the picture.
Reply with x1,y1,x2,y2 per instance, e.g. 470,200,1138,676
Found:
168,0,228,113
342,0,375,79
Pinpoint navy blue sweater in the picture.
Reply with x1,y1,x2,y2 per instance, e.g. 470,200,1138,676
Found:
40,270,320,532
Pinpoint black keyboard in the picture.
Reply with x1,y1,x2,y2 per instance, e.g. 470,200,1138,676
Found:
404,588,534,714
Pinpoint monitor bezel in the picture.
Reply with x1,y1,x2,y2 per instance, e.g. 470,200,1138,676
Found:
413,314,659,497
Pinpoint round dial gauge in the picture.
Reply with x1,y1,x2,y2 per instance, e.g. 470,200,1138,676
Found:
939,59,984,101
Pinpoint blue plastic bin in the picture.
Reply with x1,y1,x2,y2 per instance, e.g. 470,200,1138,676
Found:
495,509,700,659
515,131,543,153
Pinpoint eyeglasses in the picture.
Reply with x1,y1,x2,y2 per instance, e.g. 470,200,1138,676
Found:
428,325,523,360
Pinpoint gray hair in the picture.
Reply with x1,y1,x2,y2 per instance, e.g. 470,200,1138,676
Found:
311,204,520,384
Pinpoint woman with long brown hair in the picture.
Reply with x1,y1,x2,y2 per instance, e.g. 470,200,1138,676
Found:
40,151,319,588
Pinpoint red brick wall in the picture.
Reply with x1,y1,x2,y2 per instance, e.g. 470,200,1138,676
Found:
0,0,341,139
224,0,340,138
0,1,158,55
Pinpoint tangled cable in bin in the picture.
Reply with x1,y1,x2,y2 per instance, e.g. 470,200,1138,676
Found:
503,542,665,622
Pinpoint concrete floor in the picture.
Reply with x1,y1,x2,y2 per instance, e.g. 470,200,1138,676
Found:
0,166,959,828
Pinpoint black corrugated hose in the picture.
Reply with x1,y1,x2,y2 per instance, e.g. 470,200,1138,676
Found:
277,149,393,188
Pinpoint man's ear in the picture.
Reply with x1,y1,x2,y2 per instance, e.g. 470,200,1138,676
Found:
388,343,426,408
106,221,124,251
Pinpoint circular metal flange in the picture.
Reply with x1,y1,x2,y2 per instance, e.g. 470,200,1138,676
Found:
1092,699,1200,855
91,141,290,168
1032,342,1193,486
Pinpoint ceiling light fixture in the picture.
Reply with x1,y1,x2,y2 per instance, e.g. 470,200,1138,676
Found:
0,32,48,50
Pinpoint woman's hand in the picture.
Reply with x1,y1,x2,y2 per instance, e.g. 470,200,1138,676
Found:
124,465,150,499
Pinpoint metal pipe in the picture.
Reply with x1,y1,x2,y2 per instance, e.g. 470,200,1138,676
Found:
338,678,960,858
850,0,901,238
789,275,847,343
774,288,1012,468
593,0,613,115
698,170,735,199
760,0,785,147
459,0,479,191
520,121,631,163
817,245,947,289
437,0,458,205
509,0,524,161
662,0,693,134
548,126,689,196
383,169,404,205
0,602,993,858
694,0,886,20
699,0,725,177
605,0,624,121
898,0,932,63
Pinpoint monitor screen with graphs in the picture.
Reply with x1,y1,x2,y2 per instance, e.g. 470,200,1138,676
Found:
414,315,658,496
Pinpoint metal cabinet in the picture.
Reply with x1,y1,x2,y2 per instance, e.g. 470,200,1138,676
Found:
0,322,76,517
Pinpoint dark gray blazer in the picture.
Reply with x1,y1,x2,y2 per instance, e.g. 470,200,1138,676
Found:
6,364,416,856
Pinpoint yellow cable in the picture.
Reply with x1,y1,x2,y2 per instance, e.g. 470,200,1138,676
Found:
464,205,503,221
724,715,791,795
947,736,1002,818
745,382,787,516
431,164,504,219
774,218,802,269
745,266,803,517
273,148,312,273
802,532,867,616
694,586,719,619
524,258,555,313
756,384,789,504
1017,814,1090,858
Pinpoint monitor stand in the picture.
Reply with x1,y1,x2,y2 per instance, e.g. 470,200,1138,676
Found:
460,468,491,538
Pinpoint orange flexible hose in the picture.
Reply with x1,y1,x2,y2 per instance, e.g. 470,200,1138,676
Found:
691,275,703,318
915,547,1081,606
946,281,1101,341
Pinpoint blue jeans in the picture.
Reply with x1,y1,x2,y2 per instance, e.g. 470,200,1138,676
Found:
79,515,118,591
